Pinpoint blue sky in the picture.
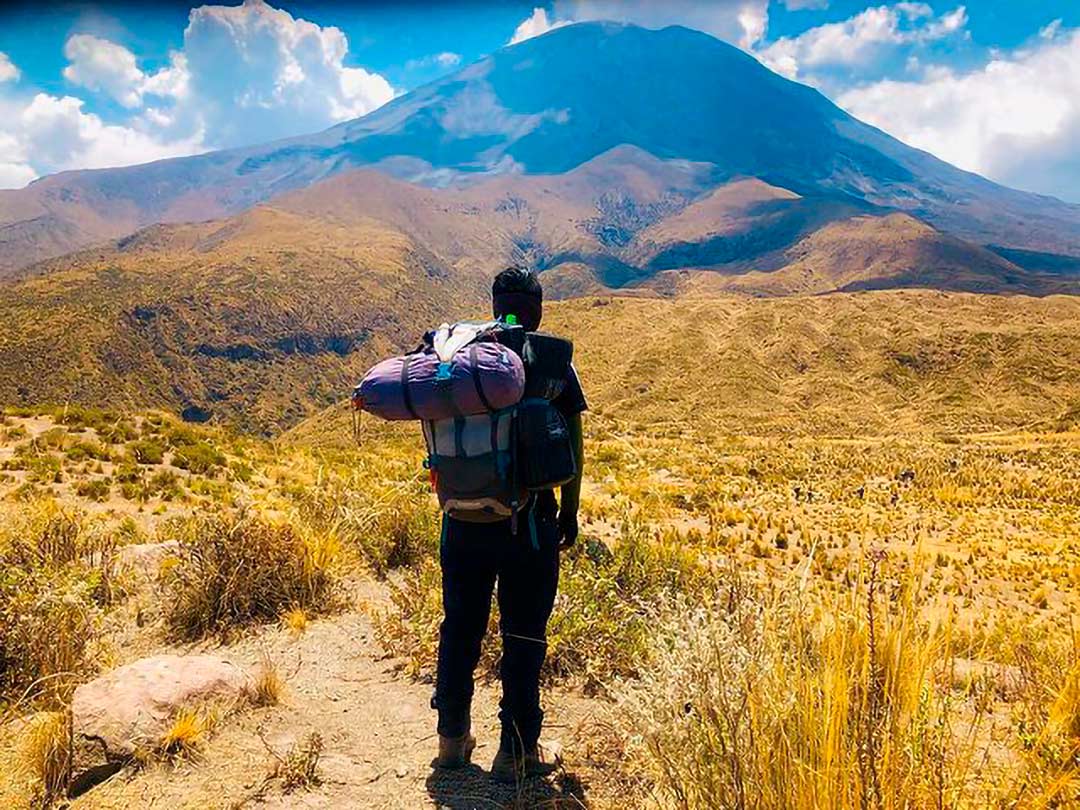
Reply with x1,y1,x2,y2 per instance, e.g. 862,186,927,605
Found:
1,1,1078,201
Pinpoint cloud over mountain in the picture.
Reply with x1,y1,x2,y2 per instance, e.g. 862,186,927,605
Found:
509,0,769,48
0,0,394,188
839,27,1080,202
757,3,968,81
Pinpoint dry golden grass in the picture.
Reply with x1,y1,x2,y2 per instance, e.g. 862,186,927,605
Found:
282,607,309,638
161,511,339,641
0,500,121,709
3,291,1080,806
252,653,285,708
623,553,1080,809
158,705,219,761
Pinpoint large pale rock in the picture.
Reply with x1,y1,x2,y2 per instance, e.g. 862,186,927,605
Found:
72,654,252,763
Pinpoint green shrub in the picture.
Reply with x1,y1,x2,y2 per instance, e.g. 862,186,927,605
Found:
55,406,121,433
65,440,111,463
128,439,165,465
149,469,183,500
171,442,225,475
75,479,111,502
98,419,139,444
1,425,28,441
229,461,255,484
165,425,202,449
34,428,67,451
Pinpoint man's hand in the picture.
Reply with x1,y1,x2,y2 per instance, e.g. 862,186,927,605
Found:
557,510,578,548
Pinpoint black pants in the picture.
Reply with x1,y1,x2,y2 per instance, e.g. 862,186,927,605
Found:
434,495,560,753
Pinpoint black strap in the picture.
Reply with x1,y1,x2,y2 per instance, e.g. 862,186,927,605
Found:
401,355,418,419
469,344,493,412
454,416,465,456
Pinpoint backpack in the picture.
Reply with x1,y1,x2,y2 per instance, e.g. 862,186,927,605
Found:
415,322,528,526
353,321,577,530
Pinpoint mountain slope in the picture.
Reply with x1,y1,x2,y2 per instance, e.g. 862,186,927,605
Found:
646,213,1066,297
293,290,1080,442
0,207,487,433
1,165,1073,435
2,22,1079,276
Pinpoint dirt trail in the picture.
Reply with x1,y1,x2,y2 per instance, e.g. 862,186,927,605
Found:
74,580,613,810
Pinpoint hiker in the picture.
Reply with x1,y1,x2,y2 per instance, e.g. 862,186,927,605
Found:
433,267,586,782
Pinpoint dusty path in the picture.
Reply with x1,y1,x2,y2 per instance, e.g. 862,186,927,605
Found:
74,581,616,810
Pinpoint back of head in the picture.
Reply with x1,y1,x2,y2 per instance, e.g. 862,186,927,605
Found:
492,266,543,332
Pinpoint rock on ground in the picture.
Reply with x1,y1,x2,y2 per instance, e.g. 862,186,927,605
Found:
72,654,252,770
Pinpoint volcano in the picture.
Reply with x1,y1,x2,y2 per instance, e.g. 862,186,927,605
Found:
2,21,1079,284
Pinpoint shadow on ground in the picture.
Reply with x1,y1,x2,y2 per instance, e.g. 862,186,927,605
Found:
425,763,588,809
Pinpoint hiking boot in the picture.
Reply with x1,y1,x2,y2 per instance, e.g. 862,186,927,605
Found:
490,740,562,783
436,732,476,769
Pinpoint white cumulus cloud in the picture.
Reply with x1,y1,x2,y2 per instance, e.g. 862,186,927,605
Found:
180,0,394,148
509,8,571,45
17,93,204,173
0,52,19,84
758,3,968,80
839,28,1080,202
0,0,397,189
63,34,147,108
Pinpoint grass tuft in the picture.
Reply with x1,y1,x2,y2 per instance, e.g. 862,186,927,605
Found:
162,511,338,641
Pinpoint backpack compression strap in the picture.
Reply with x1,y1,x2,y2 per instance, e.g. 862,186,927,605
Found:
468,344,494,411
400,354,418,419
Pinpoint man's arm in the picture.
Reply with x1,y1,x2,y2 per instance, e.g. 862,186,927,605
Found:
558,411,584,547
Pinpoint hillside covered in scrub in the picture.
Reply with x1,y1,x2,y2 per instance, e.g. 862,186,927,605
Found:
3,287,1080,436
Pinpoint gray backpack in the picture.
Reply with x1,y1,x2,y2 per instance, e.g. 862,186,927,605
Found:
422,407,527,526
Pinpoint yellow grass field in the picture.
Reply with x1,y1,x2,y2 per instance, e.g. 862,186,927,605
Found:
1,291,1078,808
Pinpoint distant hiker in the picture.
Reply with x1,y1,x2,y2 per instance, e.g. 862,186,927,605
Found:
352,266,586,783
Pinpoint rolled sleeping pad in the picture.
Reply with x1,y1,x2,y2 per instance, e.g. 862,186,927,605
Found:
358,342,525,421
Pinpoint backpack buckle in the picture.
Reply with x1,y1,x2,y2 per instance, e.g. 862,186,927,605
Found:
435,361,453,382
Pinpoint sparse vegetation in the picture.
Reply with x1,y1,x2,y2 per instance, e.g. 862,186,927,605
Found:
1,292,1080,807
0,501,121,708
271,731,323,793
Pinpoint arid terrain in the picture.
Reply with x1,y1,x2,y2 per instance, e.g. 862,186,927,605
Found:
2,292,1078,809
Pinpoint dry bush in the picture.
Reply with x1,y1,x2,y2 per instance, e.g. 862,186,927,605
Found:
621,553,1079,810
0,710,73,808
253,653,285,707
373,557,447,679
288,461,438,577
547,513,709,691
162,511,339,641
0,501,120,708
270,731,323,793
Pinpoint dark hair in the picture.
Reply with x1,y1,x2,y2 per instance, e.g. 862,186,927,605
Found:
492,266,543,300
